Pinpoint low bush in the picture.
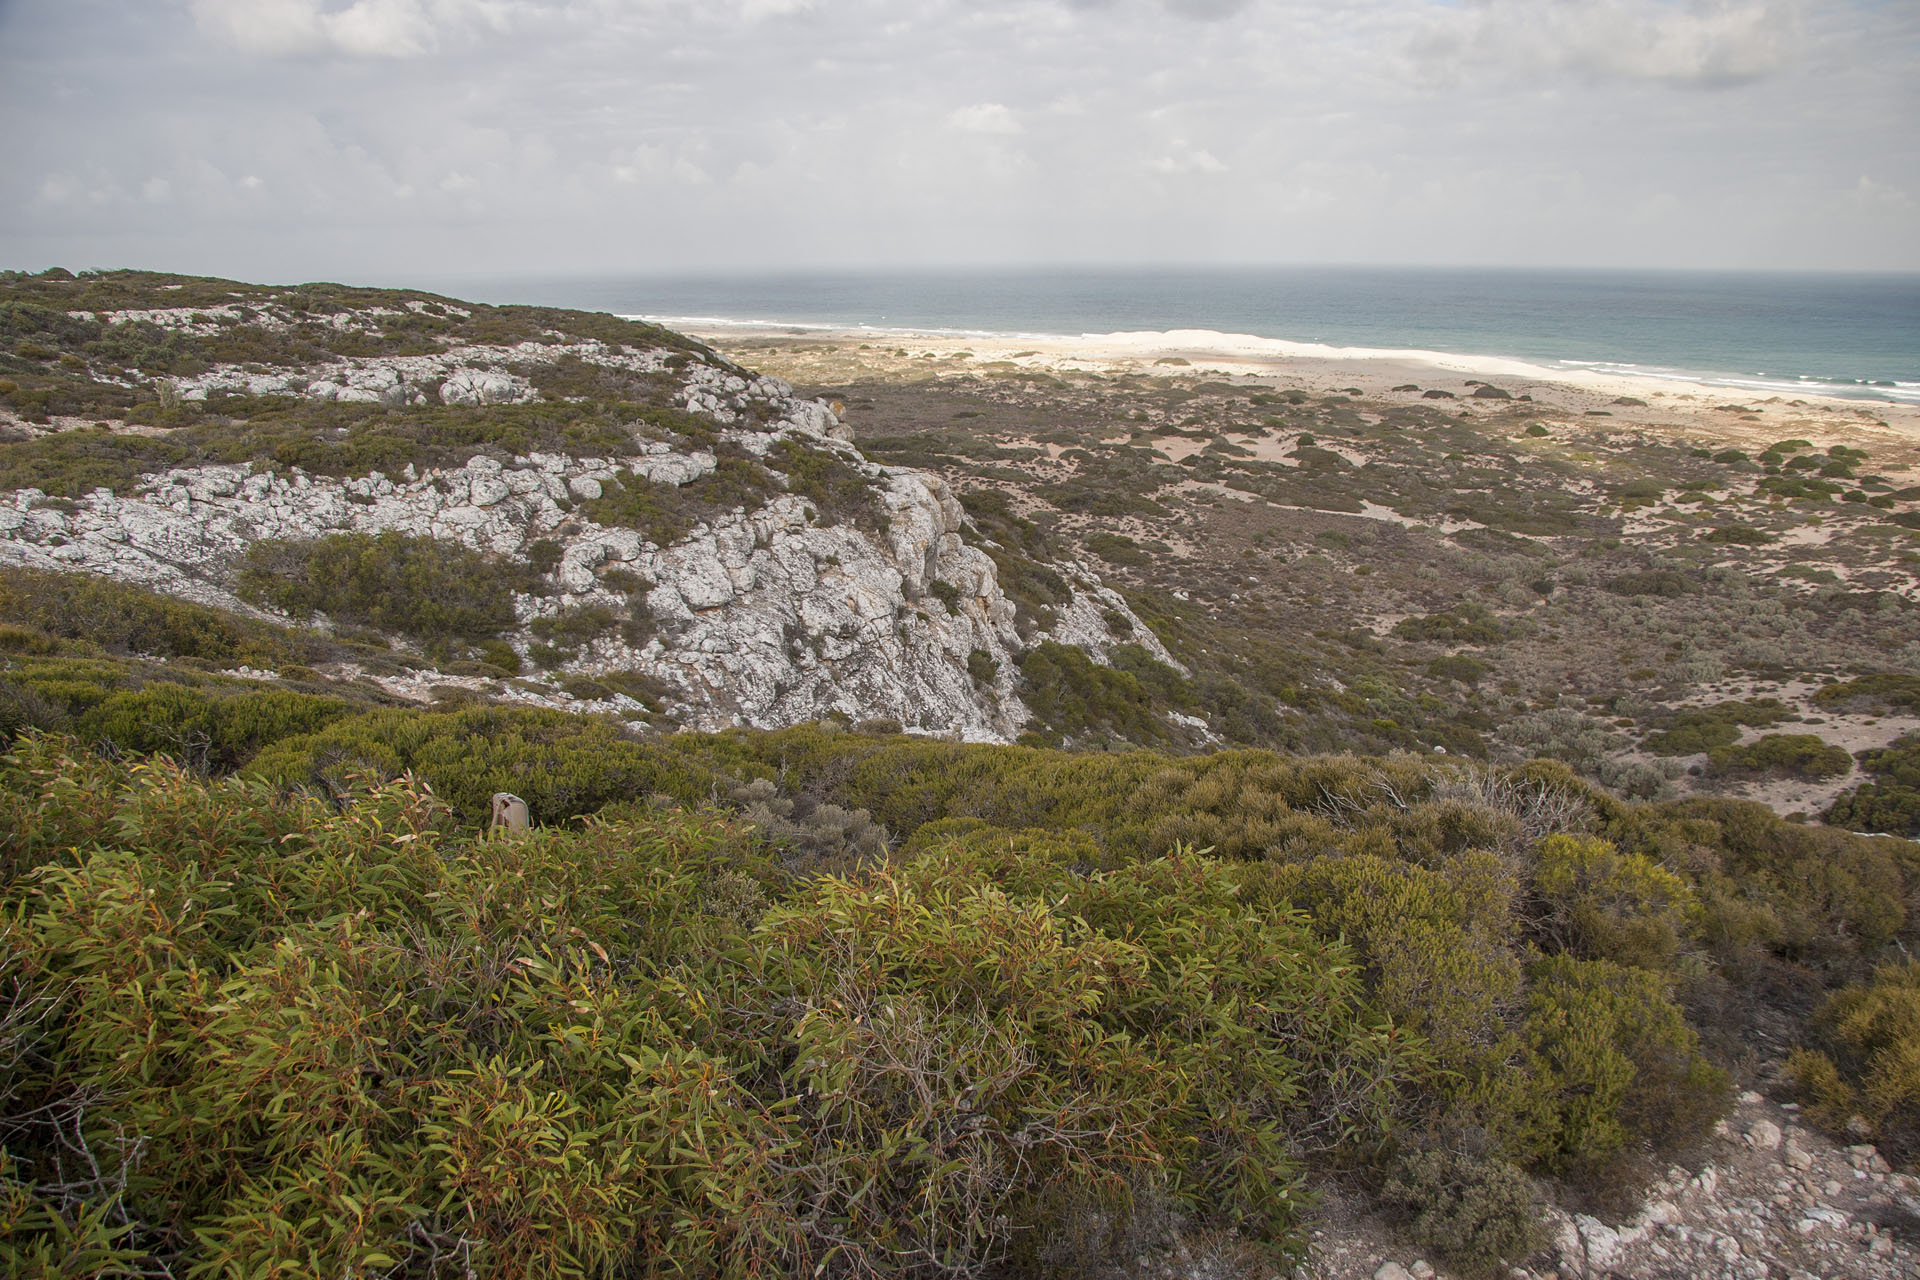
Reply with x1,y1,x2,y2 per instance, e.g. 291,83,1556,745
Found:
1392,604,1510,646
770,437,887,530
236,530,528,656
1788,959,1920,1168
1826,734,1920,837
0,742,1424,1275
1532,834,1695,970
1642,698,1792,756
1701,524,1774,545
1018,641,1171,745
1707,733,1852,781
579,450,781,545
0,563,310,666
246,702,739,824
1605,569,1691,598
1813,673,1920,714
1516,955,1729,1176
1382,1143,1545,1279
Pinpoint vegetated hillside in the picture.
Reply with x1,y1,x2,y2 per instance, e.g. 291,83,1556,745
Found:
728,335,1920,831
0,268,1174,745
0,578,1917,1275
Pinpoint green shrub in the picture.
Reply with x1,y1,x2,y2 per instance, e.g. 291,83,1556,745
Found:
1701,524,1774,545
0,743,1424,1275
1085,531,1151,566
1813,673,1920,714
967,648,998,685
1018,641,1171,745
1826,734,1920,837
72,682,357,773
1532,834,1695,969
1789,959,1920,1168
245,703,738,823
1623,795,1907,961
1267,852,1523,1077
1427,654,1488,687
0,564,307,665
1516,955,1729,1175
1707,733,1852,781
1392,604,1509,646
770,437,886,530
527,603,620,657
236,531,526,656
1605,569,1691,598
578,451,780,545
1382,1144,1545,1279
1642,697,1791,756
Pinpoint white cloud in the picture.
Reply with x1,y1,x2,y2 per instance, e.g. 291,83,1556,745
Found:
1846,176,1914,214
737,0,816,18
188,0,518,59
609,143,714,187
948,103,1024,135
189,0,326,55
1409,0,1799,88
1151,141,1226,174
324,0,437,56
2,0,1914,273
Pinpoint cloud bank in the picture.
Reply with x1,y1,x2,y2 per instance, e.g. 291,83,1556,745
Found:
0,0,1912,276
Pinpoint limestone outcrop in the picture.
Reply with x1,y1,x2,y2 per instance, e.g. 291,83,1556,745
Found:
0,327,1169,742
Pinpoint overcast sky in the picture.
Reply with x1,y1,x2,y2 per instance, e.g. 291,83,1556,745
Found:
1,0,1916,282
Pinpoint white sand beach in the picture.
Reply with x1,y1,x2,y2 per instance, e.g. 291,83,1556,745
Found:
670,321,1920,454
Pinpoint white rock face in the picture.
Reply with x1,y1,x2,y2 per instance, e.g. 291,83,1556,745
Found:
0,339,1165,743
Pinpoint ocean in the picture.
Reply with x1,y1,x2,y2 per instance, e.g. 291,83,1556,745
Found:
425,266,1920,406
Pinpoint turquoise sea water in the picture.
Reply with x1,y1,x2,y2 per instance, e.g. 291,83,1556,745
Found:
431,267,1920,405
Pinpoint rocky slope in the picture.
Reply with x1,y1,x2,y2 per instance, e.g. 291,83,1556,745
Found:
1295,1089,1919,1280
0,287,1171,739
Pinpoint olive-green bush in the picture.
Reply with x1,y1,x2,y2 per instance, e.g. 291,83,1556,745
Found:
246,703,740,824
0,563,310,665
1382,1144,1544,1279
1707,733,1852,781
237,530,527,655
0,739,1422,1276
1827,734,1920,837
1789,959,1920,1168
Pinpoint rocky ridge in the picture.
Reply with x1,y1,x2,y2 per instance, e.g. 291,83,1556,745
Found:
0,315,1171,739
1293,1090,1917,1280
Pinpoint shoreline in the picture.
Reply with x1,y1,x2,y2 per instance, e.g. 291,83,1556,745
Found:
639,315,1919,408
663,319,1920,451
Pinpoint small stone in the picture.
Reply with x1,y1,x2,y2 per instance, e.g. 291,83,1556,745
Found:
1373,1265,1414,1280
1748,1120,1783,1151
1411,1263,1435,1280
1782,1143,1814,1170
1740,1090,1765,1105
